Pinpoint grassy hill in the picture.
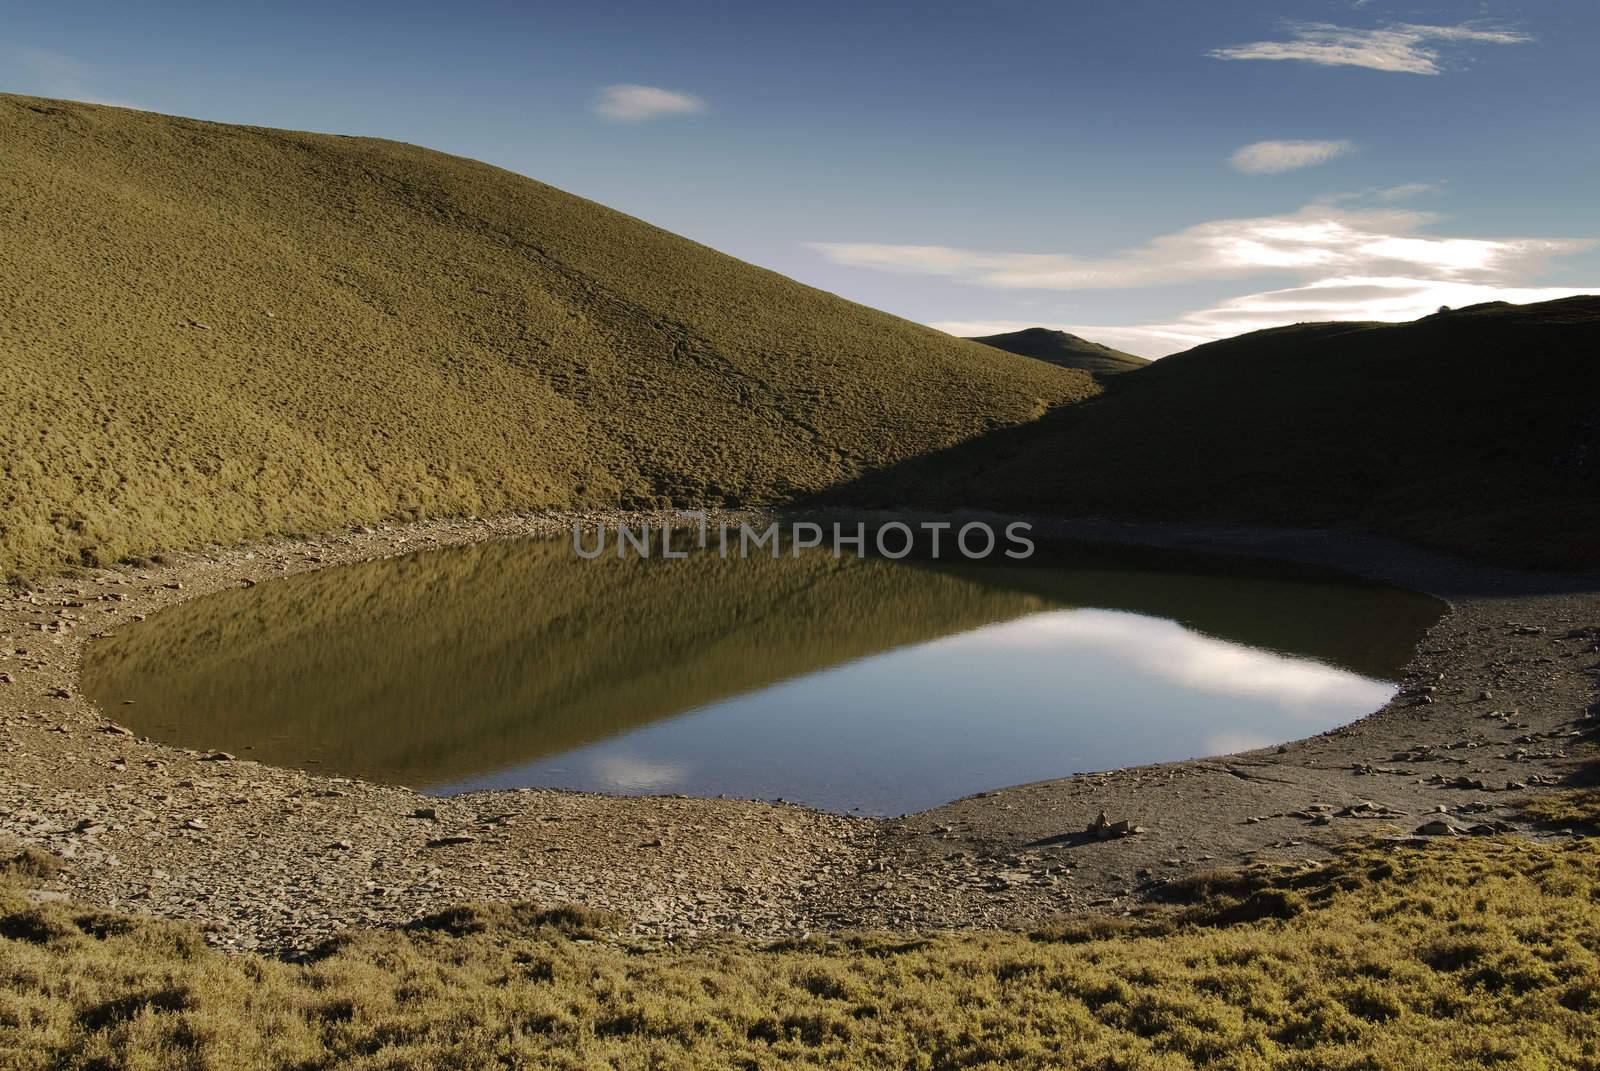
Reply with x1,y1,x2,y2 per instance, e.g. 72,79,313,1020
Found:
0,94,1092,579
966,327,1150,376
840,299,1600,568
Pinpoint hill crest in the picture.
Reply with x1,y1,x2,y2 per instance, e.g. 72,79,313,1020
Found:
966,327,1149,375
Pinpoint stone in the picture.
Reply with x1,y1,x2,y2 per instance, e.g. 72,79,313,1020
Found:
1415,820,1462,836
425,835,478,848
1087,812,1143,839
202,751,236,762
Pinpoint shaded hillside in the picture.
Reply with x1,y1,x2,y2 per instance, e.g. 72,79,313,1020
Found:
0,94,1092,578
837,299,1600,568
967,327,1150,376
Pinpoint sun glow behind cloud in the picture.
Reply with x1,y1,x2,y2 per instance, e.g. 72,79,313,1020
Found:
811,203,1586,291
814,195,1598,357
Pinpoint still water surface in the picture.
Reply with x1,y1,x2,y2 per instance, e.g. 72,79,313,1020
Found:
81,538,1441,814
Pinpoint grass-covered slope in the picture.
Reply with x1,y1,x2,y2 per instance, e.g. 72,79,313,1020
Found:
0,94,1092,578
848,299,1600,568
4,838,1597,1069
967,327,1150,376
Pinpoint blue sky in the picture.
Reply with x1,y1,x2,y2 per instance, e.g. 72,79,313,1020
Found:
6,0,1597,355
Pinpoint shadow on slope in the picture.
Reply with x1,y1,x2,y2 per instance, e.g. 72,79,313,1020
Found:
820,298,1600,570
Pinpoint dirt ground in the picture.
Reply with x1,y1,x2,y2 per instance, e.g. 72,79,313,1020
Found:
2,512,1595,953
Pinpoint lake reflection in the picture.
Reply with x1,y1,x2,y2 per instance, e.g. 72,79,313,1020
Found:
82,538,1441,814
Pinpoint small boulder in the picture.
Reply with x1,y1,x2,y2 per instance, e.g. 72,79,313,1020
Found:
1087,811,1144,839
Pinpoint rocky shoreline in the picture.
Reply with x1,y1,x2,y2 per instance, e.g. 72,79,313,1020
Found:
2,512,1595,954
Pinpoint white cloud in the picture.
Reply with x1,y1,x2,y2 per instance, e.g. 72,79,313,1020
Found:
887,194,1597,357
592,84,706,122
936,276,1600,358
1230,139,1354,174
811,202,1589,292
1209,22,1531,74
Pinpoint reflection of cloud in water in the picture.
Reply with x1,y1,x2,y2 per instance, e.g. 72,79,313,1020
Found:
944,609,1393,717
1204,730,1275,755
589,754,689,790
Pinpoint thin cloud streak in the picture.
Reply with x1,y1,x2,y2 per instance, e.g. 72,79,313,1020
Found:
934,278,1600,358
1208,22,1532,74
9,46,138,108
1230,139,1354,174
811,202,1591,291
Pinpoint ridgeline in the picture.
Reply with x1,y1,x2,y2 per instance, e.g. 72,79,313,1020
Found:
0,94,1090,578
855,300,1600,568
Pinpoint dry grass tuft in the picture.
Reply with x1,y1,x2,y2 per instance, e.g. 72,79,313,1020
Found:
3,838,1597,1069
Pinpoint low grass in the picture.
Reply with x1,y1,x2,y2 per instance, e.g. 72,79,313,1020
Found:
0,93,1091,579
1520,790,1600,833
3,837,1597,1069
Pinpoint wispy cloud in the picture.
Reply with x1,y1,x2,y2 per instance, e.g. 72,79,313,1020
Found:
8,46,136,108
811,202,1588,291
830,193,1597,357
592,84,707,122
935,276,1600,358
1209,22,1531,74
1230,139,1354,174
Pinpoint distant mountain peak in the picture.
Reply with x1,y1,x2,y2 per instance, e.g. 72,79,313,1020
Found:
966,327,1150,376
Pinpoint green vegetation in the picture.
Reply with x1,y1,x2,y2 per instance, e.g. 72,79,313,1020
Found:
854,299,1600,569
3,837,1597,1069
967,327,1150,376
0,93,1091,579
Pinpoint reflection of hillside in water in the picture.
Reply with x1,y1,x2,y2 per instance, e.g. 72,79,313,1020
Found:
81,539,1051,786
81,537,1441,792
